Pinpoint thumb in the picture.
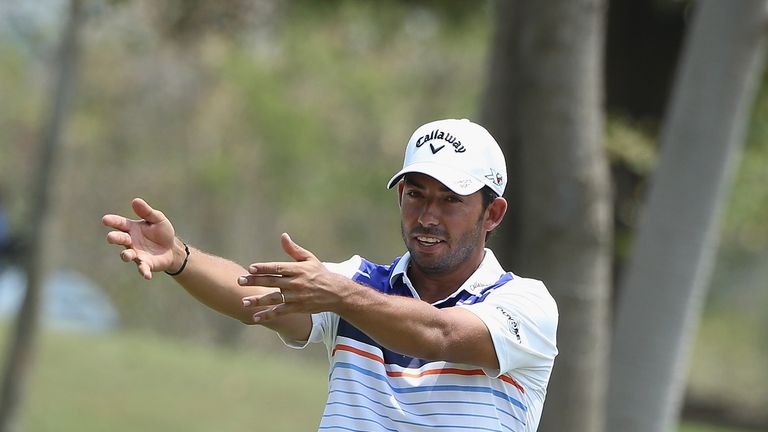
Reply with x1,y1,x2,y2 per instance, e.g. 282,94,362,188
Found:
131,198,166,225
281,233,316,262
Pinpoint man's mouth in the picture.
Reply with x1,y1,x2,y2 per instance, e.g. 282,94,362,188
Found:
416,236,443,246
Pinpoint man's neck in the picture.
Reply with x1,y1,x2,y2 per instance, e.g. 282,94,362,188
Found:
408,251,485,304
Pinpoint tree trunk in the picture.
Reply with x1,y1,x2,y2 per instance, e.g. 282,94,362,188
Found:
481,1,612,431
0,1,84,430
606,1,768,431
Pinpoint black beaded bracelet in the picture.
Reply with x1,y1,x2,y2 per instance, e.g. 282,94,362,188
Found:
165,242,190,276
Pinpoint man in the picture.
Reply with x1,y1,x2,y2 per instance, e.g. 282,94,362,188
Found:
103,118,558,431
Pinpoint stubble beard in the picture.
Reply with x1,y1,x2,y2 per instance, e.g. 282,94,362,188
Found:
401,218,485,275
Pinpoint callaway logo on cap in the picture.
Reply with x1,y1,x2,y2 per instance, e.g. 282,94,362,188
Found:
387,119,507,196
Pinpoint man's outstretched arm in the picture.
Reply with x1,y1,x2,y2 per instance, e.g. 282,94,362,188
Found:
102,198,312,341
239,233,500,370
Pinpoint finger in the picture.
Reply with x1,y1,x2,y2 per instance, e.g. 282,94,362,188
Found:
237,275,274,286
106,231,132,247
252,303,297,323
241,288,280,306
137,261,152,280
120,249,138,262
281,233,317,262
239,274,290,289
102,214,131,232
251,305,279,323
241,291,284,308
131,198,166,225
246,263,296,276
239,274,277,286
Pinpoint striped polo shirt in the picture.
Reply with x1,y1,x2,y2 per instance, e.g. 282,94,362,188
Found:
282,249,558,432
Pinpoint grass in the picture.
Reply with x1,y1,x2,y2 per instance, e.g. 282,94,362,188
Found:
12,328,328,432
0,326,755,431
678,424,752,432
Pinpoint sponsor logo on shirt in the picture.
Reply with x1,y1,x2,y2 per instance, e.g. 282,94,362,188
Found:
496,306,522,344
468,281,489,291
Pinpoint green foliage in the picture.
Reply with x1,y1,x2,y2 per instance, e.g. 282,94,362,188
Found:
605,115,658,175
0,0,492,335
705,75,768,326
687,308,768,416
0,40,43,220
604,116,657,264
721,74,768,253
678,424,754,432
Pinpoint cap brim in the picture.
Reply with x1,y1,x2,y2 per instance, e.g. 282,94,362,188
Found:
386,162,485,196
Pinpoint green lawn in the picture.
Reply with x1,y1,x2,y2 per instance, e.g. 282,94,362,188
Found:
15,329,328,432
678,424,753,432
0,327,752,431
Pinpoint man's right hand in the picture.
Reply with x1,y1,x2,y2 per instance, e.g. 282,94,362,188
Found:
102,198,178,280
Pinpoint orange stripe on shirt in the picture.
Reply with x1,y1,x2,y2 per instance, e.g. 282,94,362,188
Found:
333,343,386,363
332,343,525,394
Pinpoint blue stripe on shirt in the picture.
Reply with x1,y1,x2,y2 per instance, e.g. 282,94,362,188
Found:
331,361,528,412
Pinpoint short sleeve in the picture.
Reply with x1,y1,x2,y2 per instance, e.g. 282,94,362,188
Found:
279,312,332,349
459,278,558,377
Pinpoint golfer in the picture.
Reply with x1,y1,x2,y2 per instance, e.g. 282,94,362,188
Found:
103,118,558,431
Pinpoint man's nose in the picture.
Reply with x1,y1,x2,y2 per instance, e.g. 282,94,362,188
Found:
417,200,440,226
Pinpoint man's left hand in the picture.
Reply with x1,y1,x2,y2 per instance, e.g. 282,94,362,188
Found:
238,233,350,323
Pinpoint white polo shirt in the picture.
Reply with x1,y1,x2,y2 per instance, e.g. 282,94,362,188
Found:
282,249,558,432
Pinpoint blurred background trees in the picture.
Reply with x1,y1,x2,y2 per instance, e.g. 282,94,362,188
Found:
482,1,611,430
608,1,768,431
0,0,766,430
0,0,84,430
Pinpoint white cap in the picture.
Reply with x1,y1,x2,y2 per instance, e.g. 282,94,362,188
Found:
387,119,507,196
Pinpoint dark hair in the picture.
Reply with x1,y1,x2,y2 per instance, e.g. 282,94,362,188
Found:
480,186,499,211
480,186,500,241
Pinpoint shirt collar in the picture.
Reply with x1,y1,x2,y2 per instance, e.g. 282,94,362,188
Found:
389,249,507,304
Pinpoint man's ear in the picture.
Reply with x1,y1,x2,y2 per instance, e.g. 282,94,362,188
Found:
484,197,508,233
397,180,405,208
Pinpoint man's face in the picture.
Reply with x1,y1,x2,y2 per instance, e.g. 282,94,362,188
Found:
399,173,488,275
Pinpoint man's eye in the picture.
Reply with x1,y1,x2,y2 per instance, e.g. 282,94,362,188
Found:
446,195,461,203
